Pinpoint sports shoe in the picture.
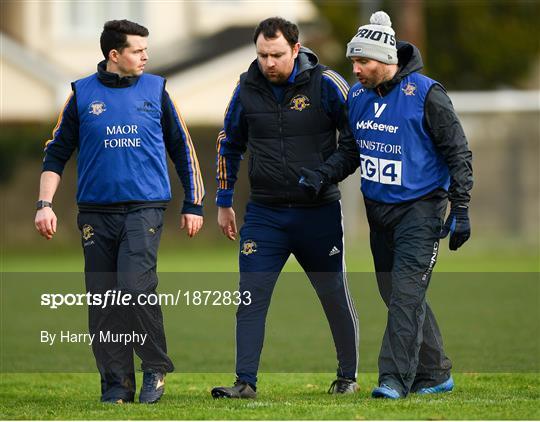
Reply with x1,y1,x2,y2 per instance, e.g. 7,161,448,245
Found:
139,372,165,404
416,376,454,395
211,379,257,399
371,384,402,399
328,377,359,394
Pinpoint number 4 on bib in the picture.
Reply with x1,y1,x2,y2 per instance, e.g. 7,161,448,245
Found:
379,159,401,185
360,154,402,186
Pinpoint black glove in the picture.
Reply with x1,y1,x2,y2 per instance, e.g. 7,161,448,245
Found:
440,205,471,251
298,167,326,199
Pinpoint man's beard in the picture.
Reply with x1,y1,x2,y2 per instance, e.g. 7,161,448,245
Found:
359,68,390,89
265,73,287,84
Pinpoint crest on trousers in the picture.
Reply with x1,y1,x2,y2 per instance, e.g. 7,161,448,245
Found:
82,224,94,241
289,95,311,111
401,82,417,96
89,101,107,115
241,240,258,256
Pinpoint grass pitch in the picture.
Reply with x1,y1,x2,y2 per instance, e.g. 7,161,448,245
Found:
1,245,538,419
2,239,539,272
1,373,539,420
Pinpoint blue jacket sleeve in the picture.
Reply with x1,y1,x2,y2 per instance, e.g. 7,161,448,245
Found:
162,89,205,215
42,92,79,175
318,70,360,184
216,82,247,207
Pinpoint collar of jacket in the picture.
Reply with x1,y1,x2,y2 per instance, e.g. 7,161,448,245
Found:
97,60,140,88
244,46,320,90
374,41,424,97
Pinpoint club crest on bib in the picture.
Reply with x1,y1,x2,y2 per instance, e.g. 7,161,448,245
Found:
136,100,159,116
82,224,94,240
401,82,417,96
89,101,107,115
241,240,258,256
289,95,311,111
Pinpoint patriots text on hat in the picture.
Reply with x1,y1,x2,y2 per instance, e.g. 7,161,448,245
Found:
345,10,398,64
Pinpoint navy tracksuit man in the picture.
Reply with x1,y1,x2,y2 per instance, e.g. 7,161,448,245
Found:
212,18,360,398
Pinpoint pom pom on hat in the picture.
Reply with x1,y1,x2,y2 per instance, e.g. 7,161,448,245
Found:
346,10,398,64
370,11,392,27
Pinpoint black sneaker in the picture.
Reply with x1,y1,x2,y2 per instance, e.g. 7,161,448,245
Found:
328,377,359,394
211,379,257,399
139,372,165,404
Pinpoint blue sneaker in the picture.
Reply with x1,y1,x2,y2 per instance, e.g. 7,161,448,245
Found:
371,384,402,399
139,372,165,404
416,376,454,395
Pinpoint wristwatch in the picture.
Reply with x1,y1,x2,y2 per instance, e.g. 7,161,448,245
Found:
36,200,53,210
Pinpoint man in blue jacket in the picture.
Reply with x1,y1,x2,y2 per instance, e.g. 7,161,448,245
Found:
211,17,360,399
34,20,204,404
301,11,473,399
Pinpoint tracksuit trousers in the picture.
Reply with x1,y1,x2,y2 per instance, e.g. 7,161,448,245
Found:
235,200,359,387
78,208,174,402
365,194,452,397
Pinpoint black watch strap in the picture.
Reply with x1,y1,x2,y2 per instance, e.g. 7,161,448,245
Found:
36,200,53,210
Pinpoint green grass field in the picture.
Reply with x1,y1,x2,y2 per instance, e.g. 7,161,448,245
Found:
1,245,539,419
2,239,539,272
1,373,538,420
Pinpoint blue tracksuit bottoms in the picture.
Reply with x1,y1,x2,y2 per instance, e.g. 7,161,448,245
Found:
235,200,359,387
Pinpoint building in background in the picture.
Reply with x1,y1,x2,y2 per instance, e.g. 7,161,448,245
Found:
0,1,538,248
0,1,317,123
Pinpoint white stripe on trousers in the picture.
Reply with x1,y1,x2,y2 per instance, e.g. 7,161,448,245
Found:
338,199,360,378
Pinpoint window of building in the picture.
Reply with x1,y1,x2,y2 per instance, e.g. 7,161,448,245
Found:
56,2,145,39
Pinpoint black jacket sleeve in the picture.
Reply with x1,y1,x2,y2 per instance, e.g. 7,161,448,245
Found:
42,92,79,175
318,102,360,184
316,71,360,184
424,84,473,207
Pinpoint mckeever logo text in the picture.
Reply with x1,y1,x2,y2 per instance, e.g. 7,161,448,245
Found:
356,120,399,134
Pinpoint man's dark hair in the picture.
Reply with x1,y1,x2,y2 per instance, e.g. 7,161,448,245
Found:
253,17,299,48
100,19,149,60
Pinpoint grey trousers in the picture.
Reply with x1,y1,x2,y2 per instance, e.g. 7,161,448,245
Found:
365,193,452,396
